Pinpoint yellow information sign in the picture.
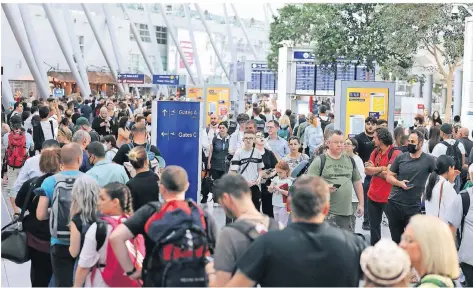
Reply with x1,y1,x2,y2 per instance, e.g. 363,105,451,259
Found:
345,87,389,137
205,86,230,125
187,87,203,101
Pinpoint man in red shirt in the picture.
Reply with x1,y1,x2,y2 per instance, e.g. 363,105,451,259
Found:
365,128,401,245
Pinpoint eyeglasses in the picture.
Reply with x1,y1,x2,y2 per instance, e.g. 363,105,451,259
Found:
344,142,353,146
243,137,255,141
256,134,264,138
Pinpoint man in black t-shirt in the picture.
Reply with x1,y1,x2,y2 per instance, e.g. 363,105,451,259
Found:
109,166,217,283
355,116,377,230
214,175,367,287
113,123,160,165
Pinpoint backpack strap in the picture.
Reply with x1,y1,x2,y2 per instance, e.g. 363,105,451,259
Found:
319,154,326,177
228,218,277,242
49,120,55,140
95,220,107,252
458,190,471,245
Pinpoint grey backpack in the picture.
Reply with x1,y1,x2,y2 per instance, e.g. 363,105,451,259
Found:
50,174,79,241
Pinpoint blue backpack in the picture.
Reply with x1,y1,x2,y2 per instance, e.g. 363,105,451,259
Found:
278,126,290,141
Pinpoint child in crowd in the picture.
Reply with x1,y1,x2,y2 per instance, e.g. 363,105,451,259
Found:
269,161,292,226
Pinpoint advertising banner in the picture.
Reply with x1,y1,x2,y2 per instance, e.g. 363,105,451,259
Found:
156,101,201,202
345,87,389,137
188,87,204,101
204,85,230,125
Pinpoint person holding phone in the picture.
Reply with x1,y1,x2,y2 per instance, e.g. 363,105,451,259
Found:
386,130,436,244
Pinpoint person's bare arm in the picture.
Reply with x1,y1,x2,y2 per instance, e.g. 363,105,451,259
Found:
386,171,410,189
36,196,49,221
73,266,89,287
225,271,256,287
69,222,81,258
109,224,141,280
354,180,364,215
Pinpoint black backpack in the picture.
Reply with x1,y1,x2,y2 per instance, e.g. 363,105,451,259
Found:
442,141,462,170
457,189,471,247
318,153,356,177
318,116,330,132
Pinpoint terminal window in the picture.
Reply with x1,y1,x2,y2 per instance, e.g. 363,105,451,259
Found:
130,23,151,43
155,26,167,45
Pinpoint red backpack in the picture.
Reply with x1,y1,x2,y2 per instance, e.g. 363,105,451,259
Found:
142,200,210,287
90,215,145,287
6,130,28,168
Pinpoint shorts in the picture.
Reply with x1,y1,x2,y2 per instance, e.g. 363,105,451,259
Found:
7,167,21,197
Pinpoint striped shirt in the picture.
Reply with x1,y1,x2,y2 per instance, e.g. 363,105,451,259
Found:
230,148,264,182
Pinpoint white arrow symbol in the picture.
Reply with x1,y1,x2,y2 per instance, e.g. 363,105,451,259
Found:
162,109,167,116
170,132,175,136
161,131,168,137
171,110,176,114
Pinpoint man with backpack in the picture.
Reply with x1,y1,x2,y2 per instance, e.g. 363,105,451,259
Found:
307,130,364,231
109,166,218,287
113,123,161,178
210,174,281,286
3,115,33,215
432,123,466,192
365,128,401,245
36,143,84,287
317,105,330,132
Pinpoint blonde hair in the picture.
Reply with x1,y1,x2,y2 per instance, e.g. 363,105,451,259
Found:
308,114,318,127
279,115,291,126
127,146,148,169
409,215,459,279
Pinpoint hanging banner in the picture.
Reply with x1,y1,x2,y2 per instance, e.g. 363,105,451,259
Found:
204,85,230,125
155,101,201,202
345,87,389,137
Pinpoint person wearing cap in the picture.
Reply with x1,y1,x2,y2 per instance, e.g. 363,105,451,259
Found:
432,123,466,192
74,117,101,142
86,142,129,187
360,239,411,287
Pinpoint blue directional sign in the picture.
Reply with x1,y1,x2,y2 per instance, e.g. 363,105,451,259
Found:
153,75,180,85
53,88,64,97
156,101,200,201
117,73,145,84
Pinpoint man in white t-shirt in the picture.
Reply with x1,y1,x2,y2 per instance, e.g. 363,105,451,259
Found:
38,105,59,141
432,123,467,192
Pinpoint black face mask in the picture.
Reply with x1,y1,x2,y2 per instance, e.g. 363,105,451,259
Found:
407,144,418,154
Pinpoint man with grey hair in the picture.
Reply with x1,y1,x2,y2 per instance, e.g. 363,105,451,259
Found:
215,175,367,287
72,130,92,172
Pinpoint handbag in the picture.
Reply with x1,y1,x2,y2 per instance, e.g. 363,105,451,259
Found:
1,177,37,264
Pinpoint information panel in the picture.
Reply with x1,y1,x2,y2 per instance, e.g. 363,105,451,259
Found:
204,85,230,125
345,87,389,137
117,73,145,84
247,63,277,93
295,61,315,95
153,75,180,85
156,101,200,201
188,87,204,101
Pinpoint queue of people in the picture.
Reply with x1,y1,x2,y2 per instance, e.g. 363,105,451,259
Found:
1,95,472,288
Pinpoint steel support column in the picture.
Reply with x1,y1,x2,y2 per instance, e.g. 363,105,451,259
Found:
183,4,203,85
157,3,196,85
230,3,258,60
454,69,463,118
81,4,125,96
223,3,242,110
62,4,92,97
2,3,50,98
18,4,49,92
102,4,127,94
43,4,89,97
2,75,15,110
144,3,168,97
195,4,231,82
423,74,433,116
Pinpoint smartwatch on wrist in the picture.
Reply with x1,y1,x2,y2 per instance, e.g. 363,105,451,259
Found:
125,267,136,276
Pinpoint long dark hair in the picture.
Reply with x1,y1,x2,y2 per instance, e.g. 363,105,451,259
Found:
428,126,441,153
425,155,454,201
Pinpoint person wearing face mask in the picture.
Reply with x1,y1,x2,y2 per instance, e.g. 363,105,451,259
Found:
386,130,436,243
86,142,129,187
355,116,377,231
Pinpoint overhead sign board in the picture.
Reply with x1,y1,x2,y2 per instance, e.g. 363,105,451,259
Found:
153,75,180,85
117,73,145,84
247,62,277,94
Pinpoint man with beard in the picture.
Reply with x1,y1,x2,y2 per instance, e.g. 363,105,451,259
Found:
207,113,219,141
210,174,281,286
355,116,377,230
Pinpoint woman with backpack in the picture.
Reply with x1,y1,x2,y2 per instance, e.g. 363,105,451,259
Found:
15,148,60,287
102,135,119,162
278,115,292,140
69,175,100,260
73,183,138,287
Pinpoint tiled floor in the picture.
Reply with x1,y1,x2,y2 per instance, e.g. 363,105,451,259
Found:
1,193,390,287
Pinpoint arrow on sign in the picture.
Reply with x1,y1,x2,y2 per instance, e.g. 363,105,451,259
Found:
162,109,167,116
171,110,176,114
161,131,168,137
170,132,175,136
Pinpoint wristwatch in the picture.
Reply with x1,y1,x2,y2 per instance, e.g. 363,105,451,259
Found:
125,267,136,276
